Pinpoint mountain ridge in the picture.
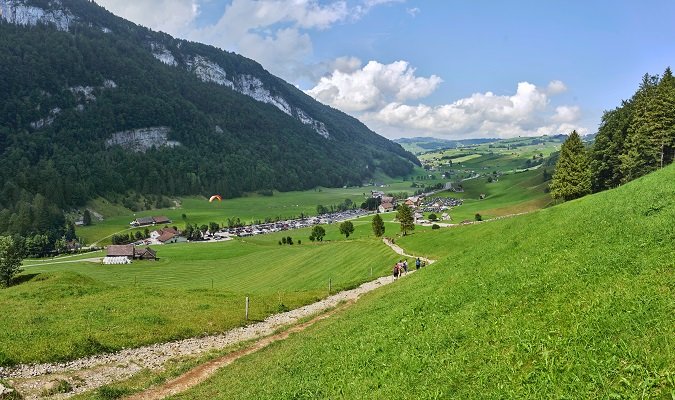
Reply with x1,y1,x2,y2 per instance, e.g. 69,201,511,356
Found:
0,0,419,238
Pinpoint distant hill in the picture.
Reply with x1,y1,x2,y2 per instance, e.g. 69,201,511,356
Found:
0,0,419,236
395,137,497,153
394,135,574,154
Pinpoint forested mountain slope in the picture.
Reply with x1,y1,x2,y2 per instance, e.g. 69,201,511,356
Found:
0,0,418,236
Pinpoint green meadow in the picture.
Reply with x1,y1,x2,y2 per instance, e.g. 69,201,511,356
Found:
77,180,442,245
429,168,551,221
1,229,402,365
168,165,674,399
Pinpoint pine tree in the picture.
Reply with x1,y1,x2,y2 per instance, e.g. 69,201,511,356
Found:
396,204,415,235
0,236,24,287
590,103,632,191
550,131,591,201
82,209,92,226
372,214,385,237
620,74,660,181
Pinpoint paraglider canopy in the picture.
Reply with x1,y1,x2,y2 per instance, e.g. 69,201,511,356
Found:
209,194,222,202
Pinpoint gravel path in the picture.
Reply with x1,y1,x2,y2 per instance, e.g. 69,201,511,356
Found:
1,239,433,399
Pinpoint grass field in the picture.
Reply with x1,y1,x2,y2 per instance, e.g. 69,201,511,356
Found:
429,168,552,221
0,229,403,365
166,165,674,399
76,178,447,245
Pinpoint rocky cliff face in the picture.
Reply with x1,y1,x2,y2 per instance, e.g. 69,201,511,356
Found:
0,0,74,31
105,127,181,152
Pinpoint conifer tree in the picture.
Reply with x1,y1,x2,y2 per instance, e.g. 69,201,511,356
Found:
620,73,661,181
550,131,591,201
371,214,385,237
396,204,415,235
590,103,632,191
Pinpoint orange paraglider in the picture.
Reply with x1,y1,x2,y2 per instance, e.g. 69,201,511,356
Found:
209,194,222,203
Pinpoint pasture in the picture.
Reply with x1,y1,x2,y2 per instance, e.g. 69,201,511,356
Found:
1,230,403,365
167,164,675,399
428,168,551,221
76,179,443,245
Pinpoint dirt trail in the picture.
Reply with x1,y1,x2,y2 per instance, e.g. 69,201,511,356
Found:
127,302,353,400
2,239,433,400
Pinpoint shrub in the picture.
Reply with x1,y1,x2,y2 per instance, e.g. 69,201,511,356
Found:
432,224,440,230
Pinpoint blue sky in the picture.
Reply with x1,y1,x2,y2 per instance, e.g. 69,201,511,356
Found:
96,0,675,139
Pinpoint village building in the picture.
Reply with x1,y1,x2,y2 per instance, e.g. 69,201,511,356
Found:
381,196,395,204
135,247,158,260
378,202,394,213
106,244,135,260
150,227,179,240
104,244,158,263
152,216,171,224
130,216,172,227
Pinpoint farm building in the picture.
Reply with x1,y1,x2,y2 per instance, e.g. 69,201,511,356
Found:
106,244,135,259
152,216,171,224
105,244,158,261
378,202,394,213
135,247,158,260
130,216,172,227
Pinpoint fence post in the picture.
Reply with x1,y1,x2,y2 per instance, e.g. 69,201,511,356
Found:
329,278,332,294
245,296,249,321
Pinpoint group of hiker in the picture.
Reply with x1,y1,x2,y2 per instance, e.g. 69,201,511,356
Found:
393,257,426,279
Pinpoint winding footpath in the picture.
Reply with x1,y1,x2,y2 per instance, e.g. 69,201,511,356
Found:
1,239,434,400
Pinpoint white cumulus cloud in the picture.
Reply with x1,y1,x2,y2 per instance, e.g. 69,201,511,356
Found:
307,66,585,138
306,60,443,112
547,80,567,94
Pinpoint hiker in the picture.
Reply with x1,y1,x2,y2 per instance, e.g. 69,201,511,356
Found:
402,259,408,274
393,262,400,280
415,257,421,270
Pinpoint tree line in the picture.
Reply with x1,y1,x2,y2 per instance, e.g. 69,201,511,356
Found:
551,67,675,201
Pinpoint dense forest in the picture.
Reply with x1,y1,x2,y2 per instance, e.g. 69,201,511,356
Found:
551,67,674,202
0,0,419,243
590,67,675,191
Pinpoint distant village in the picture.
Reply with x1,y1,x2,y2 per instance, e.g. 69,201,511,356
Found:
104,190,464,264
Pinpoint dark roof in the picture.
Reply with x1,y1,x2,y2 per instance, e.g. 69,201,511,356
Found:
157,231,176,243
136,247,157,259
135,217,155,225
107,244,135,257
153,216,171,224
159,227,178,235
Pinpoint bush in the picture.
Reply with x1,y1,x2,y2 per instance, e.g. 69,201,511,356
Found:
431,224,440,230
428,213,438,221
475,213,483,221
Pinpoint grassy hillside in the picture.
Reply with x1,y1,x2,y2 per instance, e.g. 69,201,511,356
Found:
170,165,674,399
0,234,400,365
430,168,551,221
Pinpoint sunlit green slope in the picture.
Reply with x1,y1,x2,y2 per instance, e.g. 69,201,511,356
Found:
173,165,674,399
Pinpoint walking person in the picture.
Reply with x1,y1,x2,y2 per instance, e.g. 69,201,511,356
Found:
393,262,400,280
402,259,408,274
415,257,421,270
